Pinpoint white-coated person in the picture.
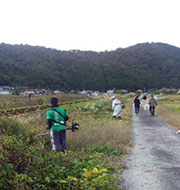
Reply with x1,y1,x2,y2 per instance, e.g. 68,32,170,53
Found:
111,96,122,120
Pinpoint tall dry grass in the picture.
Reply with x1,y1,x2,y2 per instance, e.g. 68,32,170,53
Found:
67,120,131,150
67,98,132,152
156,104,180,130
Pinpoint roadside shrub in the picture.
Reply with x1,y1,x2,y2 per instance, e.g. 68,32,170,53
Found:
0,118,24,136
0,136,116,190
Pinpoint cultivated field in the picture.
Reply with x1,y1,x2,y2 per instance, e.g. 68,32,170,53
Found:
0,93,88,110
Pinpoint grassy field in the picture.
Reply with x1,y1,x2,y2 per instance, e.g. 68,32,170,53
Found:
156,94,180,130
0,93,133,190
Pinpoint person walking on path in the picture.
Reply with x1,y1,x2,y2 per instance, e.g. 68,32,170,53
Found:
134,96,141,114
46,97,69,152
148,94,157,116
121,101,180,190
111,96,122,120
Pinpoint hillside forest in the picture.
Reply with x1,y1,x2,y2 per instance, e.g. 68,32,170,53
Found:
1,42,180,91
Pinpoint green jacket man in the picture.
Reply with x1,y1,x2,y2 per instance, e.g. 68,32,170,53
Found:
46,97,69,152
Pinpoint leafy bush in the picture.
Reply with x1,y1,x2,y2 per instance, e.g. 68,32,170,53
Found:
0,118,24,136
0,137,116,189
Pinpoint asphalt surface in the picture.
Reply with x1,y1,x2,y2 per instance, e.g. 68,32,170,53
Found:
121,106,180,190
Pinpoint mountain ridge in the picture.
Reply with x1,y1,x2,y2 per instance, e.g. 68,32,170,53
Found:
0,42,180,91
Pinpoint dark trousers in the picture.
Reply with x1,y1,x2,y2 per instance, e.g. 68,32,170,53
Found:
50,130,67,152
135,106,140,114
149,106,155,116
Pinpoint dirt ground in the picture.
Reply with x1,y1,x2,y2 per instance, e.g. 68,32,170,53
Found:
121,105,180,190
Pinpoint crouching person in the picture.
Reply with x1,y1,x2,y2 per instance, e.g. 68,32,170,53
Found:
111,96,122,120
46,97,69,152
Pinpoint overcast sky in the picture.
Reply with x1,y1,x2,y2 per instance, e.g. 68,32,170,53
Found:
0,0,180,51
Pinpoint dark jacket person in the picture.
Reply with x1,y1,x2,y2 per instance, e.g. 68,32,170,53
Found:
134,96,141,114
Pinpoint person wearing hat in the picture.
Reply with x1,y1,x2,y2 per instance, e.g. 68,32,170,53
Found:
46,97,69,152
111,96,122,120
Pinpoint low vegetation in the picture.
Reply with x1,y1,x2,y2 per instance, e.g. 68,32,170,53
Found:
0,94,133,189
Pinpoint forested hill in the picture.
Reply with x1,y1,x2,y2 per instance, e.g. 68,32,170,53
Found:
0,42,180,91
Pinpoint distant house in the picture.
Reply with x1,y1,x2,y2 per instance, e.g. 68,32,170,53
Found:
0,86,13,95
107,89,115,94
79,90,88,95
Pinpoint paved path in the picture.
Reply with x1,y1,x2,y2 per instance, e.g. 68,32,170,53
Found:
121,107,180,190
